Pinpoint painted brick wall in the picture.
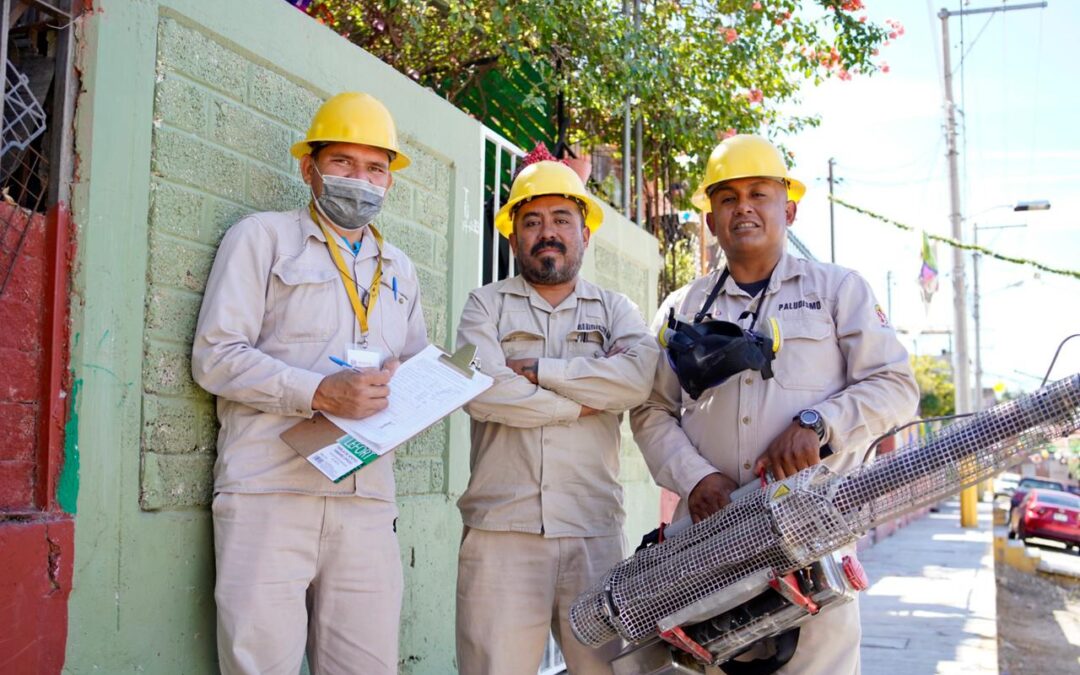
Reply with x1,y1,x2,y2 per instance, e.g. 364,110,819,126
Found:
140,16,452,510
594,240,651,314
0,206,46,510
591,233,660,510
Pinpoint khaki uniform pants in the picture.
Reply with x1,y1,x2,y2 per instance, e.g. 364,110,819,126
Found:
456,529,625,675
213,493,402,675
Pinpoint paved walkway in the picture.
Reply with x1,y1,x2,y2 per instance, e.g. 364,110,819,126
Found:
859,498,997,675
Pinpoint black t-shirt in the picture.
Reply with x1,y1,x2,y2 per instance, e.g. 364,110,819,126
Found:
735,278,770,297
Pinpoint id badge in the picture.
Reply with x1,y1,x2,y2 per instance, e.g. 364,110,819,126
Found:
347,343,383,369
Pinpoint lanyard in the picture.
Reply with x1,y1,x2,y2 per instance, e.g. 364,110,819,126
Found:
309,202,384,339
694,266,773,332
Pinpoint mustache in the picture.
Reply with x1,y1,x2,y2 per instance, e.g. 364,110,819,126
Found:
530,240,567,255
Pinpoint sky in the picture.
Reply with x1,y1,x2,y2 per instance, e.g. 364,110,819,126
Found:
777,0,1080,398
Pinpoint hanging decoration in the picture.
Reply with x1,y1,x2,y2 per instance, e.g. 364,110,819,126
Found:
830,196,1080,281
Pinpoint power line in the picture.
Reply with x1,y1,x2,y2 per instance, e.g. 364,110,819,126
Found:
952,12,997,74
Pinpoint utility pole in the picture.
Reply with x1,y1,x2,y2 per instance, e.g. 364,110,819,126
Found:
972,221,1036,409
634,0,644,227
938,1,1046,528
828,157,836,263
972,229,982,412
886,270,893,319
940,10,968,436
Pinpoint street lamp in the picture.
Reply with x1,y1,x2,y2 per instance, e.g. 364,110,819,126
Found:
972,200,1051,412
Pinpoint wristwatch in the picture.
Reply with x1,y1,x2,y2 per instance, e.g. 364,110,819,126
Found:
794,409,826,442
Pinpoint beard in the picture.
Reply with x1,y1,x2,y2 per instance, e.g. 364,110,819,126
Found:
517,243,583,286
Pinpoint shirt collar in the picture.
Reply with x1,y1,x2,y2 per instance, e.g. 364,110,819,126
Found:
715,251,804,298
499,275,601,310
299,206,393,262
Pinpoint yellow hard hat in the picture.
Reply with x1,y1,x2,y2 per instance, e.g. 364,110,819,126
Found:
290,92,410,171
494,160,603,237
690,134,805,210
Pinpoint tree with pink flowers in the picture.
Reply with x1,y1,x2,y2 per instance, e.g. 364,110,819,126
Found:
301,1,896,228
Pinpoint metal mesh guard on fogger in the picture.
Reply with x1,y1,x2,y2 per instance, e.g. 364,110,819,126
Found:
570,374,1080,647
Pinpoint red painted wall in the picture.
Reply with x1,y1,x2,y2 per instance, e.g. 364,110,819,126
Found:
0,203,74,675
0,519,73,673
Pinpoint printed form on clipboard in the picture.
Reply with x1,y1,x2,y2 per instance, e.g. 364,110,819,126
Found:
280,344,492,482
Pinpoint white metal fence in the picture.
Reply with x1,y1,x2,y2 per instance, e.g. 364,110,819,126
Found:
479,127,523,287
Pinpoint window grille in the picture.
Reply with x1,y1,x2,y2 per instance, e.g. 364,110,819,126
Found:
0,0,76,297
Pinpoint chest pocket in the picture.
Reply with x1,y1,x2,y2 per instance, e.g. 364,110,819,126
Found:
500,329,545,359
566,329,607,358
497,308,545,359
270,259,339,343
771,315,834,391
374,272,412,357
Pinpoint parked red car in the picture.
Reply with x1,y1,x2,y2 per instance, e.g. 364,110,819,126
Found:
1009,476,1066,513
1009,489,1080,553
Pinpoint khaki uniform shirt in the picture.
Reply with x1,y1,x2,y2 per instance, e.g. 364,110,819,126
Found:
456,275,659,538
631,253,919,515
192,207,428,499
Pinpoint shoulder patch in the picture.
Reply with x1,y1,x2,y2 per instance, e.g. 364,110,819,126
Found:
874,304,889,327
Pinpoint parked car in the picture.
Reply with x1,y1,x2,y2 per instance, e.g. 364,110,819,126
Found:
993,472,1021,499
1009,476,1067,513
1009,489,1080,553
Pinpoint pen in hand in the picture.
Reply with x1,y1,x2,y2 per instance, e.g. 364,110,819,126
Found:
329,355,360,371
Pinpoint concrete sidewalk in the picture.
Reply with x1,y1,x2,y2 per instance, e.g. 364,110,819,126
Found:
858,498,997,675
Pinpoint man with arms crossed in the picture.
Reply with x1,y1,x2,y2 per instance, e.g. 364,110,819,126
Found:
192,92,426,675
455,151,659,674
631,134,918,674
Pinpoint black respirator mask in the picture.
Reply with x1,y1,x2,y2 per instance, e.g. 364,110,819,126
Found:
659,268,782,400
659,309,780,399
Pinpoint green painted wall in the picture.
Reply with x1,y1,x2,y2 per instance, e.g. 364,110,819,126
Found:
65,1,660,672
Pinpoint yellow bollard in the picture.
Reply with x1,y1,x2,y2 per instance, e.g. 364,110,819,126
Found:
960,485,979,527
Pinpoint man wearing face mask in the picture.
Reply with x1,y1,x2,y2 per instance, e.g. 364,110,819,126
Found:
454,147,660,674
631,135,917,674
191,92,427,675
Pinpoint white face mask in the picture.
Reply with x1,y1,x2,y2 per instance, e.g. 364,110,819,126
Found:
312,165,387,230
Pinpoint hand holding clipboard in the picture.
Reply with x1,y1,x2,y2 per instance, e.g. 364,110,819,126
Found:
281,344,491,482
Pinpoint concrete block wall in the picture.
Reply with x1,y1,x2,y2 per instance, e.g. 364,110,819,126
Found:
585,202,664,537
141,16,453,510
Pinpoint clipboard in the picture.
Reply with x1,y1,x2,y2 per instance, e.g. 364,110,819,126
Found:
281,344,491,483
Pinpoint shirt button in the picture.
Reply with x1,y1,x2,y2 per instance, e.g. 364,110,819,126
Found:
744,376,753,385
742,416,751,425
744,461,752,470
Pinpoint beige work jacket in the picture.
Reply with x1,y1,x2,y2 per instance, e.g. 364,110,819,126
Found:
456,275,659,538
631,253,919,516
192,207,428,499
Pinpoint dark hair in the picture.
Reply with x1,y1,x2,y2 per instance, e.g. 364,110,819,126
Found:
308,141,395,167
510,195,588,224
705,177,788,200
